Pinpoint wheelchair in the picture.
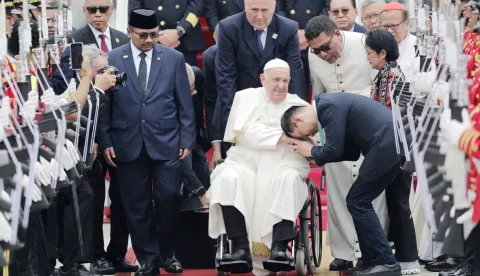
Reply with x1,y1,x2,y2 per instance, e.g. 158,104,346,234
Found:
214,177,323,276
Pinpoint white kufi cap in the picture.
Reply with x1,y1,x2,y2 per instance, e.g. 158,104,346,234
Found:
263,58,290,72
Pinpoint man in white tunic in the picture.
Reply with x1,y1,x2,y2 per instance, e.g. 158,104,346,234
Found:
207,59,311,276
304,15,388,271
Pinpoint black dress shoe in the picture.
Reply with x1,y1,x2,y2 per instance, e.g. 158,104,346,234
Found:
440,261,478,276
163,256,183,274
135,263,160,276
262,247,294,272
59,264,94,276
113,257,139,273
219,248,253,274
353,263,402,276
90,257,115,275
426,255,463,272
330,258,354,271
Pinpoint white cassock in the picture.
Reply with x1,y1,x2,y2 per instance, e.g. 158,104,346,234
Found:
207,87,311,276
308,31,388,262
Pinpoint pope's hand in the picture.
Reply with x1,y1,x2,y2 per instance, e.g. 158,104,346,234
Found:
288,138,314,157
440,108,471,146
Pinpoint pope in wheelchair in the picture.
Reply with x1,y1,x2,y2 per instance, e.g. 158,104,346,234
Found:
207,59,313,275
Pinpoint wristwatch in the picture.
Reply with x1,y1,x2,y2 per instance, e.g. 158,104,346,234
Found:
177,26,185,37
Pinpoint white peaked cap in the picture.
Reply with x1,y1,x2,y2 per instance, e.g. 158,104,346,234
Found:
263,58,290,72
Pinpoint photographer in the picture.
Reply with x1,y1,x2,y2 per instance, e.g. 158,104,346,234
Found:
77,44,135,275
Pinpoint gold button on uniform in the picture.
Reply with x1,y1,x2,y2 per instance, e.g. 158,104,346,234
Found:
160,21,165,26
176,4,180,8
306,9,311,14
158,6,163,11
290,9,295,14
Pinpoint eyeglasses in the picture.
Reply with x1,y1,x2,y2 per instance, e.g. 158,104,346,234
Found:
310,32,335,55
129,28,160,40
363,13,380,22
330,8,351,17
380,18,407,30
85,6,110,14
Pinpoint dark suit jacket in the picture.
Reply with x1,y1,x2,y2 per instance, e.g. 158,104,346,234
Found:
97,43,196,162
129,0,206,53
212,12,306,141
311,92,399,182
202,45,217,143
191,66,210,152
204,0,244,33
276,0,329,29
353,23,367,34
49,25,130,95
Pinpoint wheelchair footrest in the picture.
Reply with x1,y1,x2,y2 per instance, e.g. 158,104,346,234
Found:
262,259,295,272
217,260,253,274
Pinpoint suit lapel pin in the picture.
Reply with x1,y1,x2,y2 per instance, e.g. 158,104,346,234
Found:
272,33,278,39
157,57,160,61
123,55,128,59
115,38,120,43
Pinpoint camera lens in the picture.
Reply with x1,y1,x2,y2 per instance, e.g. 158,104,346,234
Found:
116,72,127,87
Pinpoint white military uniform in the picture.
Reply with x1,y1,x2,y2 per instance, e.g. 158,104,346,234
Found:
208,87,311,276
308,30,388,262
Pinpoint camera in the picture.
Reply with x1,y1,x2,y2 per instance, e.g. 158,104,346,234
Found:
97,66,127,87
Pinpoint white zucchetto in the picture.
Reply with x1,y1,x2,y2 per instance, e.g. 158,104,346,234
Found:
263,58,290,72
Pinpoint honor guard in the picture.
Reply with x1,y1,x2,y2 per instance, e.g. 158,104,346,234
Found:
464,1,479,55
467,21,480,78
128,0,206,66
459,68,480,223
204,0,244,33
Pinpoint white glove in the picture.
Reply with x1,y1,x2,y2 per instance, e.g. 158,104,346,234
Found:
1,190,11,205
65,140,80,163
0,212,12,242
49,158,67,181
61,147,74,170
21,175,42,202
40,156,53,178
35,161,52,186
440,108,471,146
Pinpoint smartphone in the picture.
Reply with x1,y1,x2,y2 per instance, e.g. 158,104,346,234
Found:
70,42,83,70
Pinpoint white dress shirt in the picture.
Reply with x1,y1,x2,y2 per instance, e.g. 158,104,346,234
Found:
397,33,418,82
130,41,153,86
88,24,112,51
308,30,376,98
254,27,268,49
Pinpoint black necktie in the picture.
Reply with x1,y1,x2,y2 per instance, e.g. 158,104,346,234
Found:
255,30,264,55
138,52,147,96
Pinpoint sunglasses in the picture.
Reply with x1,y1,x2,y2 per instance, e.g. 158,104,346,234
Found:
330,8,351,16
129,28,160,40
310,32,335,55
86,6,110,14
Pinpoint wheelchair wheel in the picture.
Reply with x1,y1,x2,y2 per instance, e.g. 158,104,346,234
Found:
304,181,317,275
295,247,307,276
311,185,322,268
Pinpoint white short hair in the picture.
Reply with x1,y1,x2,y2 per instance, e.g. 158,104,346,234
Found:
359,0,386,17
82,43,108,68
185,63,195,83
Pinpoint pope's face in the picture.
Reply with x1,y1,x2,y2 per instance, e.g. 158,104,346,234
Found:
260,67,290,104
